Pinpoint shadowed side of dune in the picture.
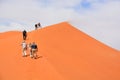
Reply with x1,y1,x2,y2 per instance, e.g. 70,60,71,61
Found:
0,22,120,80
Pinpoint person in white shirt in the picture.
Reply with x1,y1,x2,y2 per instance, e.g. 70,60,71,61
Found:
21,41,27,57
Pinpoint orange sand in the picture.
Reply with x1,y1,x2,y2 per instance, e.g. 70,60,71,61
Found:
0,22,120,80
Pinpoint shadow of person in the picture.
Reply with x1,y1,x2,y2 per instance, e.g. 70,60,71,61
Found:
34,55,43,59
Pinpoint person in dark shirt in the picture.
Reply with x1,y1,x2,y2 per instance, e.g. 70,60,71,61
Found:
35,24,38,30
22,30,27,40
31,42,38,59
38,22,41,28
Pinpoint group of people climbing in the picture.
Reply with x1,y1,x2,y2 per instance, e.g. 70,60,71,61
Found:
21,41,38,59
21,23,41,59
35,22,41,30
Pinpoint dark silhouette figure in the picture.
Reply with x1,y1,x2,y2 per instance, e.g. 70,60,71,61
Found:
22,30,27,40
38,22,41,28
35,24,38,30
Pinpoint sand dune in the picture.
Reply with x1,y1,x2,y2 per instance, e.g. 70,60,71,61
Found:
0,22,120,80
0,31,21,39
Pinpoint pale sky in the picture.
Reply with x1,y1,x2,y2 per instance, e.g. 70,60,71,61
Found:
0,0,120,50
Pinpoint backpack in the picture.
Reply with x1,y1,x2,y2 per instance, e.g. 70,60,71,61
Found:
31,44,37,49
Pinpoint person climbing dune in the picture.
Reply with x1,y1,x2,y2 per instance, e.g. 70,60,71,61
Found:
28,43,32,58
31,42,38,59
22,30,27,40
35,24,38,30
35,22,42,30
38,22,41,28
21,41,27,57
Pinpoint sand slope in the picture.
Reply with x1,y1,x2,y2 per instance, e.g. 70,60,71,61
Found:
0,22,120,80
